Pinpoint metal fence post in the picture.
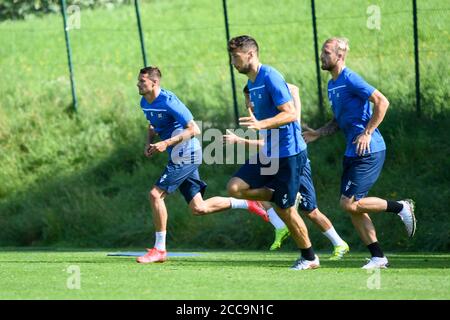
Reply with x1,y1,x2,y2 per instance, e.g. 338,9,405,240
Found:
412,0,421,117
311,0,324,119
60,0,78,112
135,0,148,67
222,0,239,126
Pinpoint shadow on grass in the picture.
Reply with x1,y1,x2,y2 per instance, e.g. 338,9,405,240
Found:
0,247,449,269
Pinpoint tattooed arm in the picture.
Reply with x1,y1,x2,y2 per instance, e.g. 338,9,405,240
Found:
302,118,340,143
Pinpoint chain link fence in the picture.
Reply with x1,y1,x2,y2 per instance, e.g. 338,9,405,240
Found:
1,0,448,123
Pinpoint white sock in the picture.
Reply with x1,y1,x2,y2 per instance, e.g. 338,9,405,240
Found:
322,227,345,246
267,208,287,229
230,198,249,209
154,231,166,251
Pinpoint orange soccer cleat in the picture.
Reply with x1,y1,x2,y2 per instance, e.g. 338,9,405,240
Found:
247,200,270,222
136,248,167,264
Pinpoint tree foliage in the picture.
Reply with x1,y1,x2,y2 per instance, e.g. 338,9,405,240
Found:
0,0,131,20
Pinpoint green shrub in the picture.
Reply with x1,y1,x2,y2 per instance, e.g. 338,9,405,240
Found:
0,0,131,20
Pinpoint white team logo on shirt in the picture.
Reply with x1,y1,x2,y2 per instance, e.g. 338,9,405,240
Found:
158,113,163,118
160,174,168,183
282,194,288,205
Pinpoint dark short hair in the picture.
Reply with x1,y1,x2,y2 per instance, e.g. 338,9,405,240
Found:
140,66,162,79
243,85,249,94
228,35,259,55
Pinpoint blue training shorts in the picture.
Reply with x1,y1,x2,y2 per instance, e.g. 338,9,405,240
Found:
233,150,307,209
341,150,386,200
155,161,207,204
298,159,318,212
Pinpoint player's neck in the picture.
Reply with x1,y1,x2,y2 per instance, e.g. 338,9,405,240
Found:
247,63,262,83
144,87,161,104
331,63,345,81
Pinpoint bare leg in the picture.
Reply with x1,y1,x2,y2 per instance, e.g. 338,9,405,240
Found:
238,188,273,201
137,186,169,263
149,186,168,232
343,196,388,214
304,208,333,233
189,193,231,215
341,195,378,245
227,177,273,202
350,212,377,245
273,205,311,249
261,201,272,210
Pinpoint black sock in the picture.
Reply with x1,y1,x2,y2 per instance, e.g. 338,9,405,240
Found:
386,200,403,214
301,247,315,261
367,242,384,258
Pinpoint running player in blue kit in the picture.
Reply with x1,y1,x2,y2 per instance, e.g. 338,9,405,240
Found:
226,35,320,270
303,38,417,269
135,66,268,264
224,84,349,259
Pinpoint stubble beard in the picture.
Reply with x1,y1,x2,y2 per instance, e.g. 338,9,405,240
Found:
321,61,332,71
237,64,252,75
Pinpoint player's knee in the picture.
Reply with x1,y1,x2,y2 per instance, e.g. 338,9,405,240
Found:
354,200,367,214
340,198,357,214
275,207,291,220
190,205,207,216
227,181,242,198
149,188,162,202
305,208,320,220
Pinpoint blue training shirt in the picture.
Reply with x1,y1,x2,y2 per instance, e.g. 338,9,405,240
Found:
140,89,201,160
247,64,306,158
327,67,386,157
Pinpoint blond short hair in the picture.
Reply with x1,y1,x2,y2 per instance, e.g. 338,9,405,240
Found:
324,37,350,59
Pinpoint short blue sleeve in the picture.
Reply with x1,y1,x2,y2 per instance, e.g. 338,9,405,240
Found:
166,95,194,127
265,70,292,108
345,72,376,100
140,97,152,124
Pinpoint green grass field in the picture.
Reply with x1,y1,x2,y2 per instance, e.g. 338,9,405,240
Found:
0,249,449,299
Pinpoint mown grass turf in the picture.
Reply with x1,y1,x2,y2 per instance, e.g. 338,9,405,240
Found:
0,249,448,300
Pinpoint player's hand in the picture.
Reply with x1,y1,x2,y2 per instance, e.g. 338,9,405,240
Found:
144,144,154,158
353,132,371,156
302,128,320,143
146,141,168,157
223,129,240,145
239,108,262,130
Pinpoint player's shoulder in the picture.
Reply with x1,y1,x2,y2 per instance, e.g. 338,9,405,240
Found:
159,88,174,101
161,89,189,112
159,89,179,105
262,65,285,83
262,64,281,77
343,67,364,83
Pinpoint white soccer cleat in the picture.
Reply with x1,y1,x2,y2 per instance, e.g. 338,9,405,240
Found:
361,256,389,269
397,199,417,238
290,254,320,270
